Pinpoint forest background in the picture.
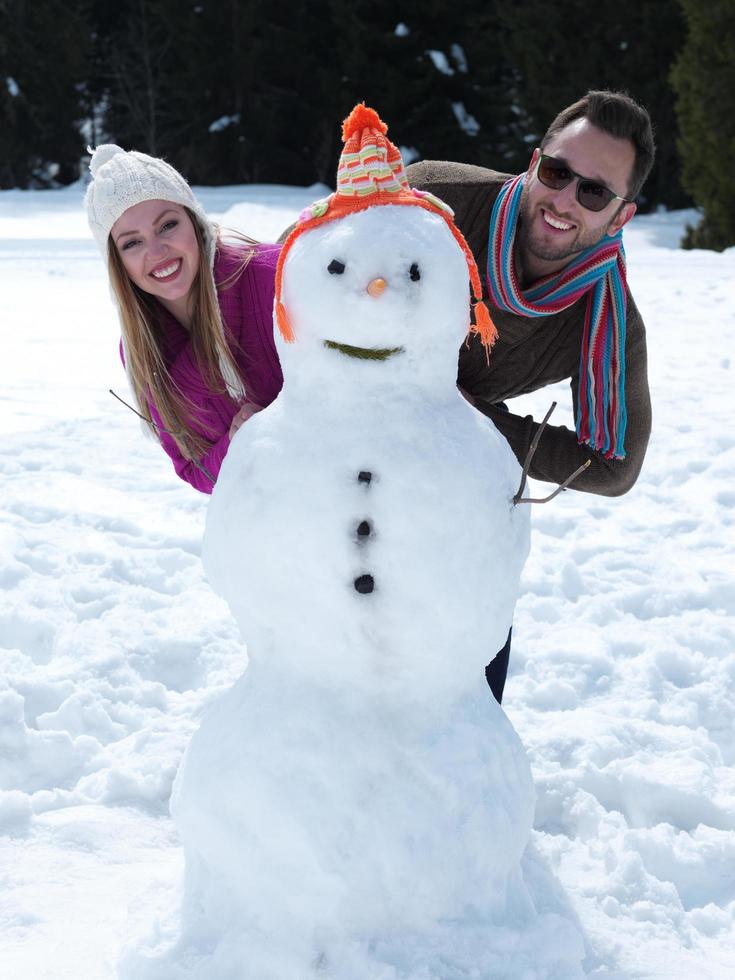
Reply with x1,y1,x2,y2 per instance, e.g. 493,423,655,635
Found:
0,0,733,249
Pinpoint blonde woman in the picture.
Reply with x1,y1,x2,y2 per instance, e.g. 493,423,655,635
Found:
86,145,283,492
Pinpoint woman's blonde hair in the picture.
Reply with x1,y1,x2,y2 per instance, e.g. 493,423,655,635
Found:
108,208,255,460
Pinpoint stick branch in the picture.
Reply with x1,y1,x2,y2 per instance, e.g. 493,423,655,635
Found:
513,401,556,504
514,460,591,504
513,401,591,505
109,389,215,484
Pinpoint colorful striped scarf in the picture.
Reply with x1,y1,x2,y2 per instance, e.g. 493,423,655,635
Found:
486,174,628,460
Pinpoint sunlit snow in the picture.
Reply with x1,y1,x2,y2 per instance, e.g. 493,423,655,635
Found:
0,183,734,979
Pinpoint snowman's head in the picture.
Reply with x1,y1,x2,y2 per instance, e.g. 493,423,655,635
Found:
278,204,475,385
273,105,496,391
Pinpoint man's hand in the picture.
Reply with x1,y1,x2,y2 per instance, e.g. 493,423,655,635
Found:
229,401,263,441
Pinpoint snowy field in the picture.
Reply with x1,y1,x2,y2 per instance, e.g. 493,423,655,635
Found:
0,181,734,979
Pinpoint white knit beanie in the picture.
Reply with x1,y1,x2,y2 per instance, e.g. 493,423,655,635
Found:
85,144,218,267
86,145,245,403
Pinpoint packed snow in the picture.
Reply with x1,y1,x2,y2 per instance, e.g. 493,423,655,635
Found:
153,202,546,978
0,181,734,979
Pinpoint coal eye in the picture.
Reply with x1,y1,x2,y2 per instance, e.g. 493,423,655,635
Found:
409,263,421,281
328,259,345,275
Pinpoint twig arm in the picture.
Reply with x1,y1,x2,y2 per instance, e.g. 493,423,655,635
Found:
512,400,593,505
514,459,591,504
513,401,557,504
108,388,215,485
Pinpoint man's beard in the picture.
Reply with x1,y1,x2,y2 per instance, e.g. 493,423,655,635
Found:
517,187,616,265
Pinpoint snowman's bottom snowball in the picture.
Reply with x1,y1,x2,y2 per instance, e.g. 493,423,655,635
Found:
119,890,586,980
118,677,586,979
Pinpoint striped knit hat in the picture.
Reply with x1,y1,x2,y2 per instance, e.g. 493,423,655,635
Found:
275,104,496,349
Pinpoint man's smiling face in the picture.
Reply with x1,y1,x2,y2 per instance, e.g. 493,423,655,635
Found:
517,117,637,283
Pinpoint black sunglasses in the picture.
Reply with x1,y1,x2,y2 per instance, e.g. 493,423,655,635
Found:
535,153,633,213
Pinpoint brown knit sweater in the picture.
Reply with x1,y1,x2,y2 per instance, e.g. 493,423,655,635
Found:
407,160,652,496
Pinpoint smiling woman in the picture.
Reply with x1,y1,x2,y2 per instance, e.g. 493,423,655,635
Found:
85,146,283,492
110,200,199,329
112,202,201,321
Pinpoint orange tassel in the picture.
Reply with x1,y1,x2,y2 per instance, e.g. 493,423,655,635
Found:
473,301,498,357
276,300,295,343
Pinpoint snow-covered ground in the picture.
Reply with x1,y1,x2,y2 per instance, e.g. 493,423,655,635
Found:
0,183,733,979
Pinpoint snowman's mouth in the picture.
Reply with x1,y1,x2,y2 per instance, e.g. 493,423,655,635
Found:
323,340,404,361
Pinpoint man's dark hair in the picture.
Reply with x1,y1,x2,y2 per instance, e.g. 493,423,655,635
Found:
540,90,655,200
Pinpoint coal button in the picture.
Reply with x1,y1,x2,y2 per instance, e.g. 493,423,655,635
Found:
357,520,371,538
354,574,374,594
358,471,372,484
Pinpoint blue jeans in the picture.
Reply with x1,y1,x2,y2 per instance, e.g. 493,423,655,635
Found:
485,628,512,704
484,399,512,704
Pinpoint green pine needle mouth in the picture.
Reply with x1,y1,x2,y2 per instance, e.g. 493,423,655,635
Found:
323,340,404,361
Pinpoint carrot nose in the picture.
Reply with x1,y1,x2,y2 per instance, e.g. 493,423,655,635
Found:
367,278,387,297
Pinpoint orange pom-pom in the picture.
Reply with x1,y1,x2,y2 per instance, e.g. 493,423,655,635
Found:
276,300,295,343
341,104,388,142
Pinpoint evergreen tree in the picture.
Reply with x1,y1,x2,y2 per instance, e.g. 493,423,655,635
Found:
496,0,689,210
337,1,518,175
238,0,519,186
0,0,91,188
671,0,735,250
0,0,692,200
94,0,183,159
241,0,344,185
93,0,341,185
87,0,520,189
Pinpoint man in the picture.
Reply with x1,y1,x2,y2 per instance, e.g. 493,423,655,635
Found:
407,90,654,702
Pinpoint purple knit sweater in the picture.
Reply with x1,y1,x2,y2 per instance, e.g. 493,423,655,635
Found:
143,243,283,493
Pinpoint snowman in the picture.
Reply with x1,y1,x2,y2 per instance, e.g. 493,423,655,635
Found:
161,107,583,979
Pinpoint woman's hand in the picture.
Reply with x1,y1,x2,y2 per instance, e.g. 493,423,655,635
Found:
229,401,264,441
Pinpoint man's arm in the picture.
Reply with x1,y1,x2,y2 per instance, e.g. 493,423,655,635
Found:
465,298,652,497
